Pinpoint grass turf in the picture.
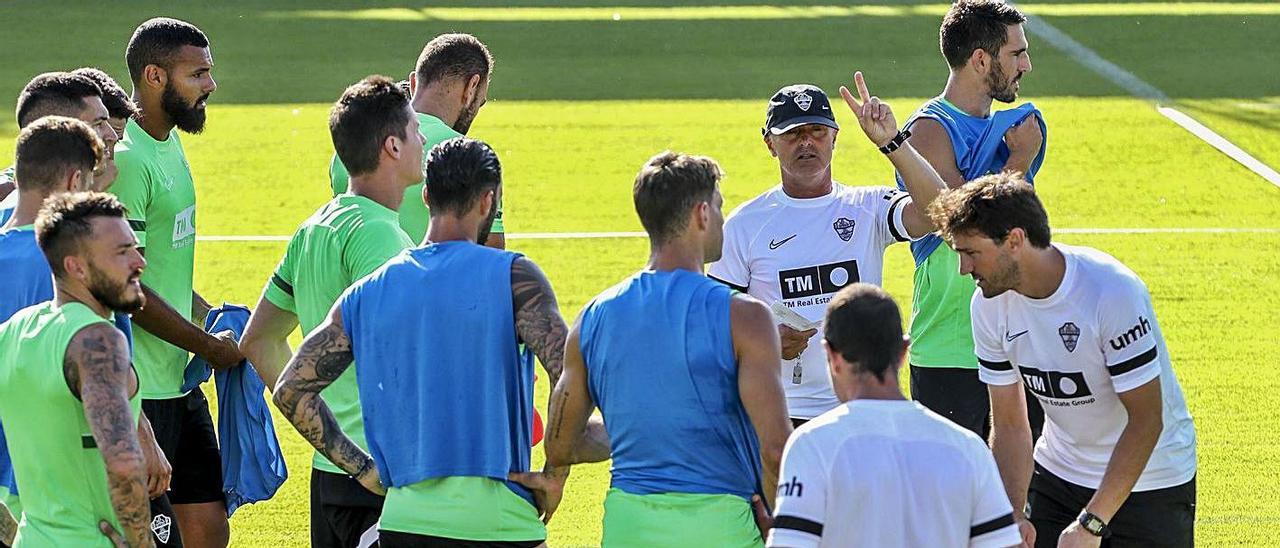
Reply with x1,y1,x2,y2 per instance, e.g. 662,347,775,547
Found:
0,1,1277,546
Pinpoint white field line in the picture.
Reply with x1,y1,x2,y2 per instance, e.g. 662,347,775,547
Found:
1157,107,1280,188
1023,14,1280,189
196,227,1280,242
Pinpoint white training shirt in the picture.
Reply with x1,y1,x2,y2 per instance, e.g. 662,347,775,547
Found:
767,400,1022,548
708,183,913,419
974,244,1197,491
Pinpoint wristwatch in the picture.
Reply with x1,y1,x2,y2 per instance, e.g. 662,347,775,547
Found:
879,129,912,154
1077,510,1111,538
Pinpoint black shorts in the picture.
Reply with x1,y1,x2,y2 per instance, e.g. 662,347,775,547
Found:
909,365,1046,441
149,494,183,547
311,469,384,548
1028,464,1195,548
142,390,224,505
378,531,543,548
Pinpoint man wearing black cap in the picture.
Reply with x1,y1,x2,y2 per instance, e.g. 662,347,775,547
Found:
709,74,949,426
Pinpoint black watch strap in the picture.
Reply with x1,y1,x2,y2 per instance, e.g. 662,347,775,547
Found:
879,129,912,154
1078,511,1111,538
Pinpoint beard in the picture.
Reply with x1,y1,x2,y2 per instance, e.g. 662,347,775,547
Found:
978,252,1021,298
452,97,482,135
162,84,209,134
987,61,1020,104
476,196,499,244
87,264,145,313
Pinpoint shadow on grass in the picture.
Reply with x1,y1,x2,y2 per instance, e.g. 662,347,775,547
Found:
0,3,1273,134
1039,13,1280,100
0,2,1126,107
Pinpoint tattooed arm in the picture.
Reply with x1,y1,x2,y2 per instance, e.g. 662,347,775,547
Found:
64,323,153,548
0,499,16,547
506,257,575,523
511,257,568,389
272,305,383,495
545,321,611,467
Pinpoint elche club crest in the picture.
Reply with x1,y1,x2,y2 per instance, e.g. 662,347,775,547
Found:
151,514,172,544
794,92,813,112
832,217,855,241
1059,322,1081,352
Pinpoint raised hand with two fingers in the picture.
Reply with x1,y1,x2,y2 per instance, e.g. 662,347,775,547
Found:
838,71,900,148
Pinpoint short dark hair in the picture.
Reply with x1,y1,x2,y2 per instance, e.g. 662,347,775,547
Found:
940,0,1027,69
72,68,138,120
36,191,128,277
928,172,1052,248
330,75,412,177
415,33,493,87
823,284,904,382
633,151,723,246
424,137,502,216
15,72,103,128
15,116,104,193
125,17,210,84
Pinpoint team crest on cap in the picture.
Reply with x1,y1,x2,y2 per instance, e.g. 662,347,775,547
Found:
832,217,855,241
794,91,813,112
1059,322,1081,352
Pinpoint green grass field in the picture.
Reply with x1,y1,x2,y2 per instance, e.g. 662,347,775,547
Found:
2,1,1278,546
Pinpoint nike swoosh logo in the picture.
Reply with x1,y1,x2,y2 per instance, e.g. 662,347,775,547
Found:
769,235,798,250
1006,330,1029,342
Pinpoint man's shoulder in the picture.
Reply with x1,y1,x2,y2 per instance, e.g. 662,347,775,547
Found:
0,226,40,254
725,185,783,220
835,183,901,205
911,402,990,448
1064,245,1143,287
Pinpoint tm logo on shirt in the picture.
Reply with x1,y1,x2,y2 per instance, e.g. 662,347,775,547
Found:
778,260,859,303
1019,365,1095,406
172,205,196,247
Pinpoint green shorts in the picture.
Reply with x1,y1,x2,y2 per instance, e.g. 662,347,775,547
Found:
908,245,980,369
601,488,762,548
379,477,546,543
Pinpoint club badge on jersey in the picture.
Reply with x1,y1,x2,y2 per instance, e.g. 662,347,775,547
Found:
1059,322,1081,352
832,217,856,241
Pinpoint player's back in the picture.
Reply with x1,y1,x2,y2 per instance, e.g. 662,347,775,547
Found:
771,400,1019,548
0,225,52,323
578,269,761,499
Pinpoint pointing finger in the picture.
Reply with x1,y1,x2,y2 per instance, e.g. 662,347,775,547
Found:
855,71,872,104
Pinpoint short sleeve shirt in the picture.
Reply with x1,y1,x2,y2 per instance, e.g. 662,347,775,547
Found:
109,119,197,399
707,183,914,418
973,244,1197,491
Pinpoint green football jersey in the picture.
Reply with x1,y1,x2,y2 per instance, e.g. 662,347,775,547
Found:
329,112,504,244
0,302,141,547
263,194,413,473
908,245,980,369
110,119,197,399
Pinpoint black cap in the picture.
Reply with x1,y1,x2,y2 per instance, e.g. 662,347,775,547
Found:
763,84,840,136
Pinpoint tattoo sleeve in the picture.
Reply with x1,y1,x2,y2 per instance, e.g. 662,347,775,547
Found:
66,324,152,548
0,499,16,546
272,311,373,478
511,257,569,388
